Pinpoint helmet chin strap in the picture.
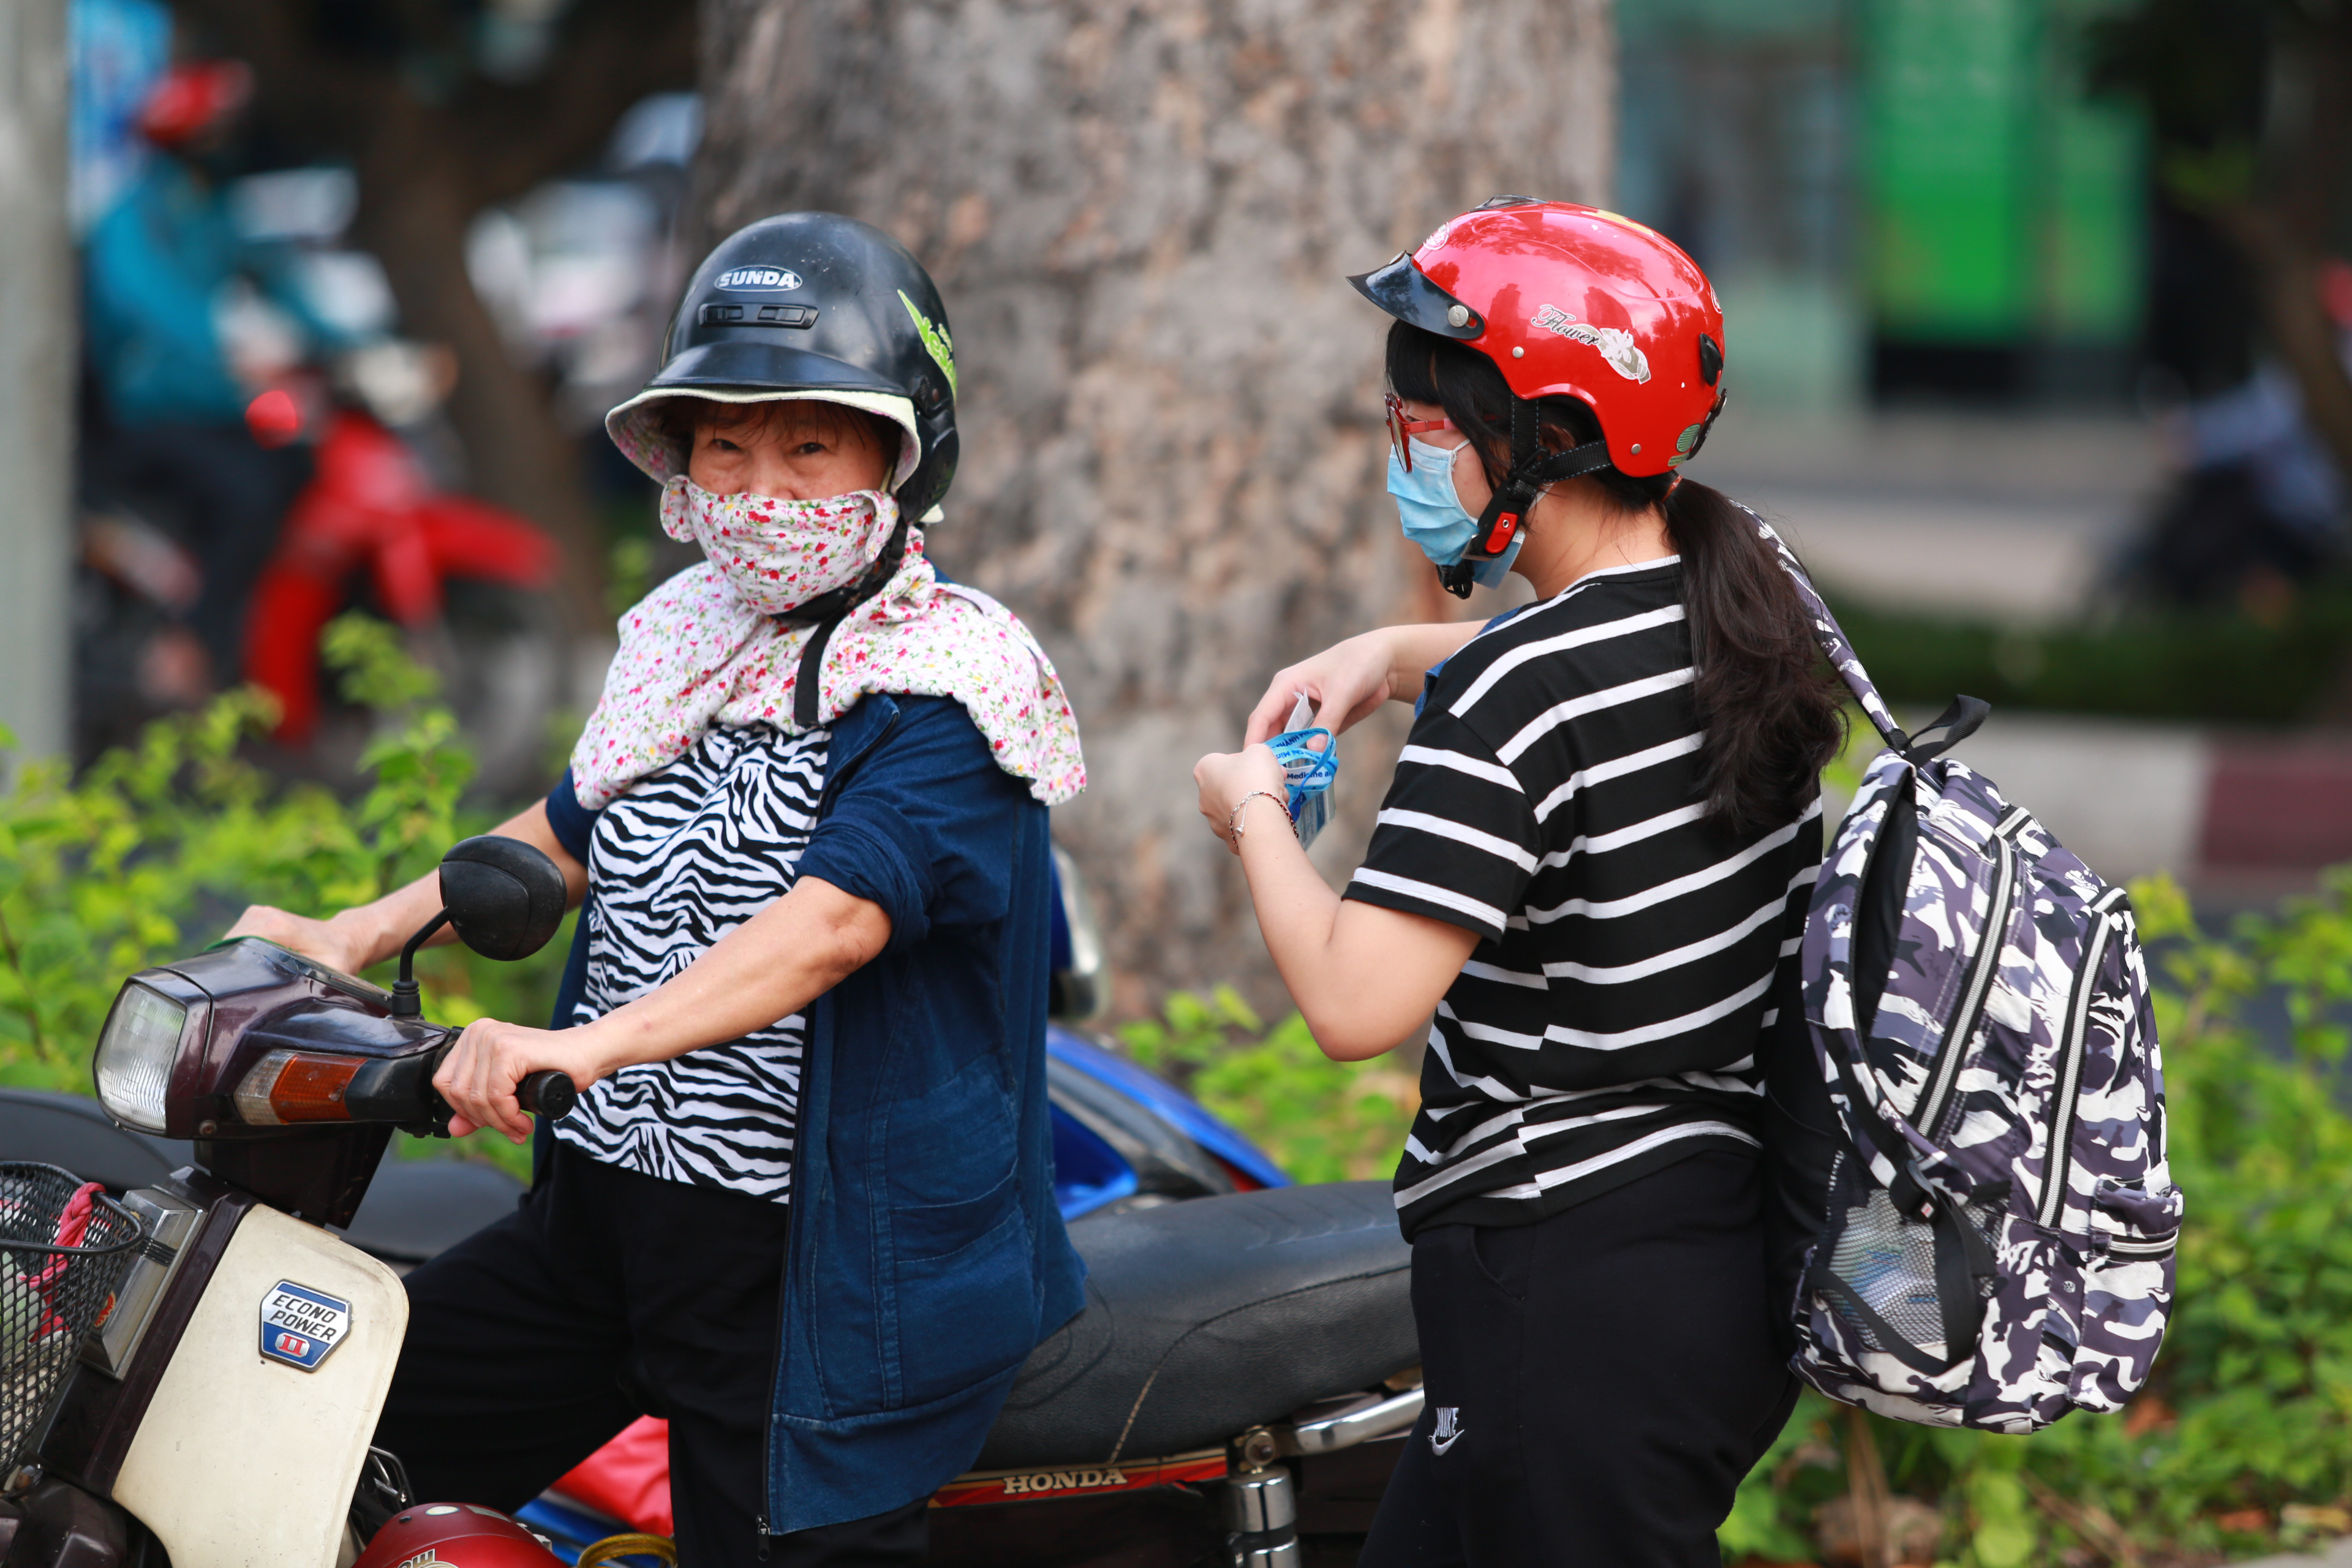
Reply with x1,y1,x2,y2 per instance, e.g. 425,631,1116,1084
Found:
1436,398,1613,598
777,505,915,727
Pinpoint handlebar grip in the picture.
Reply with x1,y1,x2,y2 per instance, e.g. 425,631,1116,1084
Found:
518,1070,578,1122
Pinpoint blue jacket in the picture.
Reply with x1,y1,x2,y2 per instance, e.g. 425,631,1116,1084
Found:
83,157,359,428
83,159,247,427
542,692,1087,1533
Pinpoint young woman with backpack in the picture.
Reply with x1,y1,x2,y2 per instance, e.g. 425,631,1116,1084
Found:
1193,197,1849,1564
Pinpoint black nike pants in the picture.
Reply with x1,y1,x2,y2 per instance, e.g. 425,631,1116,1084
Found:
1360,1151,1799,1568
374,1143,929,1566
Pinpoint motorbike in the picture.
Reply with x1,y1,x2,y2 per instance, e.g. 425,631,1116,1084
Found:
0,837,1418,1568
78,347,563,792
238,394,557,751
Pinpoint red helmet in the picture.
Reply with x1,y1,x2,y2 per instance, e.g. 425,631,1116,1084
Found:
1352,197,1725,477
1351,197,1727,589
353,1504,567,1568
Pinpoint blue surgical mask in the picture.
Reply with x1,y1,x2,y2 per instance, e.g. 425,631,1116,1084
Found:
1387,439,1524,588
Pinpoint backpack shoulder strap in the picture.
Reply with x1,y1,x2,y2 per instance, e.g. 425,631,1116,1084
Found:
1735,503,1907,750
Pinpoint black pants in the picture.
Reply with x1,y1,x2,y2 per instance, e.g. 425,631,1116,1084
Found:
1360,1152,1798,1568
375,1144,929,1566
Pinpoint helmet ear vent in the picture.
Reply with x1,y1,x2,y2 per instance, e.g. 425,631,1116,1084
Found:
913,371,948,415
1698,333,1724,386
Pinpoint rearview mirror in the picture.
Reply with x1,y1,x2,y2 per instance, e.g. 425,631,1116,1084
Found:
439,836,568,962
388,835,571,1019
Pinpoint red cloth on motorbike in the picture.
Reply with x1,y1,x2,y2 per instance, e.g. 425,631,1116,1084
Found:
552,1415,676,1536
23,1182,107,1336
352,1504,565,1568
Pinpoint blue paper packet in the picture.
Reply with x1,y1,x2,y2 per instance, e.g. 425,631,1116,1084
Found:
1268,692,1337,849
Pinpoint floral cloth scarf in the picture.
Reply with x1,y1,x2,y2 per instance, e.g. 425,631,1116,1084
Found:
569,480,1085,810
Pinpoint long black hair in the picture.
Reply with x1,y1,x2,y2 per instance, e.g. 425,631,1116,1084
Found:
1387,320,1846,834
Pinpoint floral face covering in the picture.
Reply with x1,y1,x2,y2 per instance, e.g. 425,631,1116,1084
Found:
570,488,1085,811
657,477,892,616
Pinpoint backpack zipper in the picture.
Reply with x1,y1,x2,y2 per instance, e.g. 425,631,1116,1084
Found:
1912,817,2022,1138
2035,888,2127,1231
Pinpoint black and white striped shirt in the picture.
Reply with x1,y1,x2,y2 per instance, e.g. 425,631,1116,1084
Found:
1346,558,1822,1237
554,724,830,1202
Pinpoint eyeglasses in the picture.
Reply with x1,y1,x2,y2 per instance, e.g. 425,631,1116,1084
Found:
1384,392,1457,473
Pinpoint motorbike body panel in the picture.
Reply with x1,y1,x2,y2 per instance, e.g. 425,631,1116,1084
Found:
5,1479,131,1567
112,1201,405,1568
1044,1028,1288,1197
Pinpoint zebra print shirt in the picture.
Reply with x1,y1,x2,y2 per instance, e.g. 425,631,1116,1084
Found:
1344,557,1824,1238
552,723,830,1202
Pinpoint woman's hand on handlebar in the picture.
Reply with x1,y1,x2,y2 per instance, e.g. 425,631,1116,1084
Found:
221,905,379,978
1242,622,1487,746
434,1018,605,1144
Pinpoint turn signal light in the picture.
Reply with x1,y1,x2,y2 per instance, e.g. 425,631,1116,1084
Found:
233,1049,363,1125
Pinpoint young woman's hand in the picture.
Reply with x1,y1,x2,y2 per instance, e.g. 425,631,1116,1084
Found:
1194,744,1291,853
433,1017,611,1144
1242,622,1488,745
1242,630,1400,745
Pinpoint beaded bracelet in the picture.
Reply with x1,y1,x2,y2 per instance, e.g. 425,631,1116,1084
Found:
1228,789,1297,843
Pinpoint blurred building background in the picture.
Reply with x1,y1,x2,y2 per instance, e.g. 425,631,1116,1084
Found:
1620,0,2149,415
12,0,2352,1008
1616,0,2352,913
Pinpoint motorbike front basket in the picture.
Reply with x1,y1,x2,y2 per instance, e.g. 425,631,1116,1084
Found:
0,1162,141,1477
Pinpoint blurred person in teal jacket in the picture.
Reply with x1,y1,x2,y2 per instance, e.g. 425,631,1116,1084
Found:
80,59,322,696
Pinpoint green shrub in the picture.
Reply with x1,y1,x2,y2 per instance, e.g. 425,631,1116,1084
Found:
1833,590,2352,726
1128,869,2352,1562
0,616,568,1177
1120,986,1419,1185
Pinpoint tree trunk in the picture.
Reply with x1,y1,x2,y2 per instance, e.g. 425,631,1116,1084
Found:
693,0,1614,1015
346,108,611,635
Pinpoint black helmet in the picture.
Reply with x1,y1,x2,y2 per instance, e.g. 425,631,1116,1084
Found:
605,212,960,523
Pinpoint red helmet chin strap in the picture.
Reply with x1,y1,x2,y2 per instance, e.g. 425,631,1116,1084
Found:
1436,399,1612,599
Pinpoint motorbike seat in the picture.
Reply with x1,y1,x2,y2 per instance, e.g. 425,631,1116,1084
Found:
976,1180,1413,1469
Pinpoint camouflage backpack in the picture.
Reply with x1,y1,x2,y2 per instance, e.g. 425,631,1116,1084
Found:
1760,515,2179,1431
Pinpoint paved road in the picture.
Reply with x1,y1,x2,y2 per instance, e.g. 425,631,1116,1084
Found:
1693,410,2352,904
1696,409,2162,625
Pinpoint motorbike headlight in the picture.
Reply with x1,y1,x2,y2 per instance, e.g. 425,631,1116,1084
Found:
94,981,189,1134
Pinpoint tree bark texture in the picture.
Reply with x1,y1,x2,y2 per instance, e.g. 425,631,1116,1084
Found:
173,0,700,632
693,0,1613,1016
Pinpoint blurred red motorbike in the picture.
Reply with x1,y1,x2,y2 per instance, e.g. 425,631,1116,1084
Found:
241,400,557,744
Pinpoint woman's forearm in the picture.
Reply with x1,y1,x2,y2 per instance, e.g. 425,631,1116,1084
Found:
323,800,589,971
1231,797,1476,1060
1382,621,1485,703
576,875,892,1076
429,870,891,1142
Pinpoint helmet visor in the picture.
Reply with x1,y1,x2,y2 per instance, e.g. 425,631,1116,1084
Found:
1348,253,1485,341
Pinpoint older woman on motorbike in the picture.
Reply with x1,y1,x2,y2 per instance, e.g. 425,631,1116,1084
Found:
230,213,1087,1567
